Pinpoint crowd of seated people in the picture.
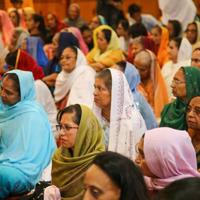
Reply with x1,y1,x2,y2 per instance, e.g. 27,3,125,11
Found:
1,0,200,199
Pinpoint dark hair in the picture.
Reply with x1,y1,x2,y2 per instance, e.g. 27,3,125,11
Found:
171,37,182,50
10,10,20,26
32,14,46,36
95,69,112,93
118,19,129,31
153,25,162,35
116,61,127,72
80,25,92,34
153,177,200,200
129,23,147,39
10,0,23,3
57,104,82,125
168,20,182,38
3,73,20,95
5,50,18,67
101,29,112,43
93,151,149,200
128,4,141,17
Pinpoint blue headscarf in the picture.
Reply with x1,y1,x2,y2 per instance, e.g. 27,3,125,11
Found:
97,15,108,25
124,62,158,129
26,36,48,70
0,70,56,187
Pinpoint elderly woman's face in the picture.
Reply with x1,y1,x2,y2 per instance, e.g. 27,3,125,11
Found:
151,28,161,46
11,31,20,47
84,164,121,200
59,113,79,150
51,34,59,57
186,96,200,130
131,41,143,56
21,39,27,52
60,48,77,73
171,69,187,101
0,76,20,106
134,58,150,81
46,13,56,29
93,78,111,110
69,6,79,20
97,31,109,53
186,24,197,44
90,16,100,30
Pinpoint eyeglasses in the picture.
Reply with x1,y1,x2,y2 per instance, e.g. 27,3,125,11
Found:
185,106,200,116
60,56,77,61
191,58,200,63
56,124,79,132
186,29,197,34
172,79,185,84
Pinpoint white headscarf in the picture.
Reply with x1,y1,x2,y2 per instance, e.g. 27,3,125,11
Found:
93,68,147,160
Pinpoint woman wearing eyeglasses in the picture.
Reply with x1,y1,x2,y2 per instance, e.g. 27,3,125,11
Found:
160,66,200,130
44,104,105,199
54,46,95,110
186,93,200,172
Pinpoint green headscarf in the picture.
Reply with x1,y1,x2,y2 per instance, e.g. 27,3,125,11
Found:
160,66,200,130
52,105,105,200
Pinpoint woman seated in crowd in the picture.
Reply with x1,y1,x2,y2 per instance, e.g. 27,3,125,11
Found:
62,3,87,29
86,25,124,71
0,70,56,198
166,20,182,40
162,37,192,101
21,36,48,70
186,93,200,171
9,9,20,27
83,151,150,200
46,12,68,34
151,25,170,68
43,32,79,90
134,50,168,118
5,49,44,80
191,48,200,70
135,127,200,196
160,66,200,130
45,104,105,199
185,21,200,51
93,68,146,160
54,46,95,110
112,61,158,130
90,15,107,31
80,25,94,51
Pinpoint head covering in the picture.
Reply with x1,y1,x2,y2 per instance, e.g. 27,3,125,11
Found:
160,66,200,130
97,15,108,25
93,68,147,160
144,127,200,190
44,32,79,76
124,62,158,130
25,36,48,70
156,26,170,68
15,49,45,80
67,27,89,55
87,25,124,63
0,70,56,186
137,50,169,118
15,27,30,49
0,10,15,46
51,104,105,199
47,12,69,34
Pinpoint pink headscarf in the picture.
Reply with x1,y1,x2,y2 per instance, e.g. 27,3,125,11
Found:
0,10,15,46
144,127,200,191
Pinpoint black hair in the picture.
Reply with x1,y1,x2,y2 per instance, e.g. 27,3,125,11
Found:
93,151,149,200
168,20,182,38
153,24,162,35
10,0,23,3
57,104,82,125
32,14,46,36
5,50,18,67
171,37,182,50
153,177,200,200
80,25,92,34
3,73,20,95
101,29,112,43
129,23,147,39
95,69,112,93
116,61,127,72
128,4,141,17
118,19,129,31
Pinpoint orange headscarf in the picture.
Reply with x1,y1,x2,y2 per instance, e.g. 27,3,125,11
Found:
156,26,170,68
137,50,169,118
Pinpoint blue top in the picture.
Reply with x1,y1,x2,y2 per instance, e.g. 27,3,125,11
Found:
124,62,158,129
0,70,57,186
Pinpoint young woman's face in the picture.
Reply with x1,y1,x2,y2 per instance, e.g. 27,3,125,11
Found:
9,11,19,27
59,113,79,150
168,40,179,63
60,48,77,73
84,164,121,200
93,78,111,111
46,13,56,29
26,15,36,31
166,22,174,39
97,31,109,53
0,76,20,106
186,24,197,44
151,27,161,46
